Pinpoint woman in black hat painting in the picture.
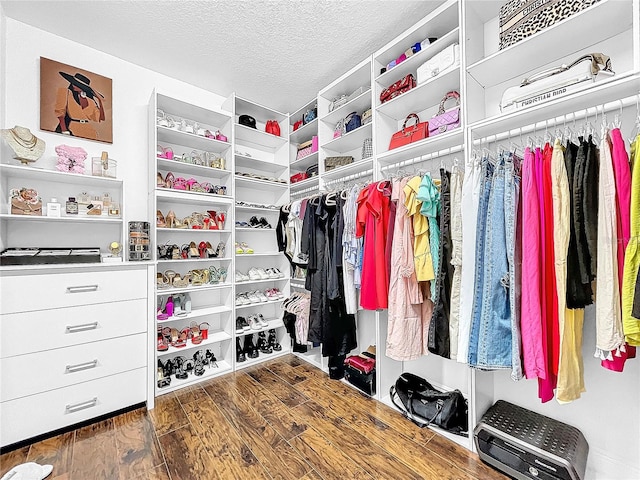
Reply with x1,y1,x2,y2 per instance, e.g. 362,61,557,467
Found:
54,71,105,140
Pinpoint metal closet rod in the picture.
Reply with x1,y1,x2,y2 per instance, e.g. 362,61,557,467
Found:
322,168,374,187
290,184,320,196
380,144,464,172
472,92,640,145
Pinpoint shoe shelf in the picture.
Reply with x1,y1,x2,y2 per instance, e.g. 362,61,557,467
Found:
157,305,234,323
376,128,464,166
0,213,122,224
0,164,124,187
235,204,280,212
235,298,282,310
235,277,290,286
466,0,630,89
235,251,282,257
156,228,232,234
235,124,288,150
157,359,232,396
289,119,317,145
155,189,233,206
322,157,374,182
321,123,373,153
157,158,231,178
235,227,276,232
158,330,233,358
157,126,232,153
235,347,291,371
156,282,232,296
290,151,319,172
234,176,289,191
234,154,288,174
289,175,319,192
157,257,232,265
319,89,372,125
236,317,285,336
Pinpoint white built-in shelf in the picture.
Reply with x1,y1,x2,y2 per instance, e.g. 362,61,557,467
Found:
466,0,631,89
0,164,123,186
157,126,231,153
375,66,460,120
235,298,282,310
377,128,464,166
156,228,232,234
157,257,231,265
235,347,291,370
290,151,319,171
236,318,285,336
157,93,232,126
157,330,233,357
235,251,282,257
322,123,373,152
236,228,275,233
0,213,121,224
156,305,234,323
289,119,317,145
0,261,148,273
235,96,288,123
156,189,233,206
156,282,232,296
289,175,319,191
234,154,288,173
235,124,288,150
157,158,231,177
290,280,307,289
320,60,371,103
235,175,289,191
320,89,372,125
235,204,280,213
235,277,290,286
322,157,374,182
375,28,460,85
156,360,232,395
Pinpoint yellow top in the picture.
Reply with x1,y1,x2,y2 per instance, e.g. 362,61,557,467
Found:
404,176,434,282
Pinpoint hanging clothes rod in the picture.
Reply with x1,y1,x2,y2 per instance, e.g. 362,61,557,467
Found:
473,92,640,145
323,168,374,186
380,144,464,172
290,183,320,196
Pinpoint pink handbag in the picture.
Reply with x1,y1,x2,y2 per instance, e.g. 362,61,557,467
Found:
429,91,461,137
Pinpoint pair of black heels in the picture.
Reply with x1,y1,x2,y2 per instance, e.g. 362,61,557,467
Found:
249,216,272,229
236,329,282,362
157,349,218,388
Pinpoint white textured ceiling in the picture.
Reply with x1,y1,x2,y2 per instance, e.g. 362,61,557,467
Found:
1,0,445,114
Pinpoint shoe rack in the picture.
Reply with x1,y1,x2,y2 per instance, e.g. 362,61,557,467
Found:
232,95,292,368
149,90,236,394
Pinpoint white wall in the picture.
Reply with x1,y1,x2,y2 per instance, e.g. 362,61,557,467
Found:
1,17,227,223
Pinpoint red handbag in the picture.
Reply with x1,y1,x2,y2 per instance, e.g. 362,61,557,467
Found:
293,120,303,131
344,355,375,374
388,113,429,150
290,172,308,184
380,74,416,104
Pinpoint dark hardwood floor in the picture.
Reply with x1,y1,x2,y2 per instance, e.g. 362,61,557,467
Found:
0,355,507,480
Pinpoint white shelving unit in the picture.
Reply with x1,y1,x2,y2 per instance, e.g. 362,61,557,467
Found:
150,89,235,396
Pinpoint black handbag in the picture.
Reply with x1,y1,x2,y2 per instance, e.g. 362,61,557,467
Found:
239,114,256,129
344,112,362,133
390,372,468,436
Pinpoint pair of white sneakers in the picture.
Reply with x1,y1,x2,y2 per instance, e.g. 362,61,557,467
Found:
236,267,284,282
236,290,268,305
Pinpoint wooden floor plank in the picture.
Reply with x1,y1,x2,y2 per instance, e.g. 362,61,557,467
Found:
289,427,372,480
266,360,309,385
247,367,310,408
299,470,324,480
71,418,119,480
137,464,171,480
293,400,424,480
183,396,270,480
158,425,217,480
113,408,164,480
174,384,208,406
0,445,30,477
149,392,189,436
25,432,74,478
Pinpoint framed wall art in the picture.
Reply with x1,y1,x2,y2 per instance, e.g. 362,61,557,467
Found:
40,57,113,143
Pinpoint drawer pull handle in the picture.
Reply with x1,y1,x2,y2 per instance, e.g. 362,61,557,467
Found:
66,322,99,333
66,285,99,294
65,359,98,373
65,397,98,413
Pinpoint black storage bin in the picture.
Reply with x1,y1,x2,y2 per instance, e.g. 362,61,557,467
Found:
344,365,376,396
474,400,589,480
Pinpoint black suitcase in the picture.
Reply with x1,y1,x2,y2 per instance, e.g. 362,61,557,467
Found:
474,400,589,480
344,365,376,396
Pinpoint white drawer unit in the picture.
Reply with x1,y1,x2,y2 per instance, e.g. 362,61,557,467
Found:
0,333,147,402
0,367,147,447
0,299,147,358
0,268,147,314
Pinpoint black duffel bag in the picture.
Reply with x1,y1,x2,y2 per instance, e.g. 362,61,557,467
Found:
390,372,468,436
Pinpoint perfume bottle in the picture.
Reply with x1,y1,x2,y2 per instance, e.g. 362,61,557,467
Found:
108,202,120,217
47,198,61,217
102,193,112,208
66,197,78,215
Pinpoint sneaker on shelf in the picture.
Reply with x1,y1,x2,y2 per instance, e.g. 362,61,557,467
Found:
256,268,270,279
235,293,250,306
272,267,284,278
248,314,262,331
255,290,269,302
257,313,269,328
264,268,279,279
264,288,278,300
247,291,261,303
248,267,262,281
270,288,284,300
236,316,250,334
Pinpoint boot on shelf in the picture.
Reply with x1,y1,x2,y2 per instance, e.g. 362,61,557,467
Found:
268,328,282,352
236,337,246,363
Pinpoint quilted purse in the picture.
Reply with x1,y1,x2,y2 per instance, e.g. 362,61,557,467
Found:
389,113,429,150
429,91,461,137
329,95,348,112
380,74,416,104
344,112,362,133
325,156,354,171
416,44,460,84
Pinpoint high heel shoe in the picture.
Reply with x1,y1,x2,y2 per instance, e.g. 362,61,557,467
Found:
205,349,218,368
244,334,259,359
157,210,166,228
192,350,205,376
236,337,246,363
188,241,200,258
257,331,273,354
164,172,175,189
157,172,166,188
158,359,171,388
166,210,187,229
268,329,282,351
215,242,226,258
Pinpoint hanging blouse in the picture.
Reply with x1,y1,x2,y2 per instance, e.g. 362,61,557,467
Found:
404,176,434,282
417,173,440,299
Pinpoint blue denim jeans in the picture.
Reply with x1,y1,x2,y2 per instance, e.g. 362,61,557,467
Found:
468,158,493,365
475,156,512,370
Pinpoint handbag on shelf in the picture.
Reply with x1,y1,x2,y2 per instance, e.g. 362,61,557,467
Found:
329,95,348,112
416,43,460,84
500,52,614,113
347,86,366,102
344,354,375,374
290,172,308,184
362,138,373,159
303,107,317,124
390,372,468,435
306,165,319,177
429,91,461,137
10,188,42,216
293,119,303,131
239,114,256,129
344,112,362,133
380,74,416,104
362,108,372,125
389,113,429,150
325,156,354,171
499,0,600,50
333,118,345,139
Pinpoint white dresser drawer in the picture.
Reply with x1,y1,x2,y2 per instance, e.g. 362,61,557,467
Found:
0,268,147,314
0,333,147,402
1,299,147,358
0,367,146,447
